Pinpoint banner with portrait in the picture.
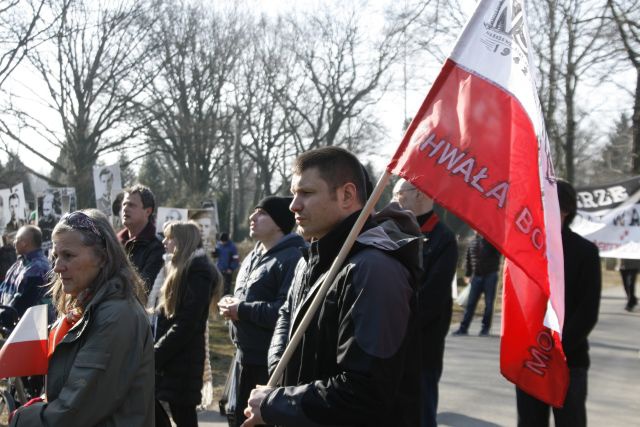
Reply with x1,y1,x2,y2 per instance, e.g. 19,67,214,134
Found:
573,176,640,259
188,208,218,253
0,183,27,244
93,163,122,218
156,207,189,231
37,187,77,252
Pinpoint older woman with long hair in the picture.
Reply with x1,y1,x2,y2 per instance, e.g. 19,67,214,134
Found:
153,221,220,427
10,209,154,426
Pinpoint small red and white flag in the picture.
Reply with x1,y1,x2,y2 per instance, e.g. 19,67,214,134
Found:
0,304,48,378
388,0,568,406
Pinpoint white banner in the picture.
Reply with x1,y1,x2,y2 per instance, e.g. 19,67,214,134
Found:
572,176,640,259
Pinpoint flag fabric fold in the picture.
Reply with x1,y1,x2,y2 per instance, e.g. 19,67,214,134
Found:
387,0,568,406
0,304,48,379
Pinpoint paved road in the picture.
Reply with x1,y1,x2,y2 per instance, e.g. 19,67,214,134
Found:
199,284,640,426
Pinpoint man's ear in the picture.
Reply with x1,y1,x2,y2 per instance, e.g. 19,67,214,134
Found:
340,182,359,209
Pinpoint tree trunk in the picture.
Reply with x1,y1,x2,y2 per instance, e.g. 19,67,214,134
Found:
633,70,640,175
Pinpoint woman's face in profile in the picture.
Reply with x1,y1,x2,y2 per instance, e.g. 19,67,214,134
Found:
162,234,176,254
52,230,103,297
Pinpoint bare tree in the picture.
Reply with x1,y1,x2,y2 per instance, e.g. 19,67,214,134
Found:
234,15,298,205
141,1,245,204
529,0,615,182
1,0,154,207
278,2,411,154
608,0,640,174
0,0,71,88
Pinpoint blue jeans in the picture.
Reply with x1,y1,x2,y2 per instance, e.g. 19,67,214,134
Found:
420,366,442,427
460,272,498,333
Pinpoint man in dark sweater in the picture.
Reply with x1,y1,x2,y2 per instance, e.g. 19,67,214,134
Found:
515,180,601,427
453,232,501,336
394,179,458,427
117,184,164,294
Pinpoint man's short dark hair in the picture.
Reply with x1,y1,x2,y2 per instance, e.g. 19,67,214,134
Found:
20,225,42,248
293,147,367,204
99,167,113,178
124,184,156,221
9,193,19,202
557,179,577,226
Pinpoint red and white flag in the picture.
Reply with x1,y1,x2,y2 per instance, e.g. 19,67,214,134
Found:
0,304,48,378
387,0,568,406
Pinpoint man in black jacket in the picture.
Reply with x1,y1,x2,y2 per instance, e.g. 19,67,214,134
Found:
117,184,164,294
242,147,421,427
515,180,601,427
219,196,305,426
453,232,501,336
394,179,458,427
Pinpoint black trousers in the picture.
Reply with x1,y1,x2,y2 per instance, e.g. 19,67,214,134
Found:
516,367,587,427
620,269,638,308
232,361,269,427
169,402,198,427
223,272,234,295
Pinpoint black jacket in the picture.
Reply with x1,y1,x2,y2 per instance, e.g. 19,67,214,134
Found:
465,234,501,277
417,212,458,370
263,205,422,427
154,254,218,406
118,222,164,293
230,233,305,366
561,225,601,369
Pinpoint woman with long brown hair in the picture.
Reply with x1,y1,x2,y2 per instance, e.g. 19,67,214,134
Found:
152,221,220,427
10,209,154,426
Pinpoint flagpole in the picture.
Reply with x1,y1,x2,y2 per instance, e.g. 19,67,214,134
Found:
267,170,392,387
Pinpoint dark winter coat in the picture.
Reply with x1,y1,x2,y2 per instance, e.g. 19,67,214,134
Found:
118,222,164,293
264,204,422,427
465,234,501,277
0,248,51,319
229,233,305,366
561,225,601,369
416,212,458,371
11,278,155,426
154,254,218,406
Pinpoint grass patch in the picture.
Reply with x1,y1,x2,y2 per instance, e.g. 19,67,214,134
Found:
209,317,235,404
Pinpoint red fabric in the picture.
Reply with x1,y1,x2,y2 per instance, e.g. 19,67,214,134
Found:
0,340,48,378
48,310,81,359
387,58,568,407
420,213,439,233
502,262,568,406
0,305,48,379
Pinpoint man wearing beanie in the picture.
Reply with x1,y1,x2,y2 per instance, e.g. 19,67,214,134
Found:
218,196,305,426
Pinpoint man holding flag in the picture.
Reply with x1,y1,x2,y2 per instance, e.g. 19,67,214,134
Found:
246,0,574,424
243,147,421,426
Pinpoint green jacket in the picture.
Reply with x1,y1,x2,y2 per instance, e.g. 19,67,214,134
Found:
11,278,155,426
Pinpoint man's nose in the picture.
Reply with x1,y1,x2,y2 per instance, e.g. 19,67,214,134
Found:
289,197,301,212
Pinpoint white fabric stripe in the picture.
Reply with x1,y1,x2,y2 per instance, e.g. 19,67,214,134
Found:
5,304,48,343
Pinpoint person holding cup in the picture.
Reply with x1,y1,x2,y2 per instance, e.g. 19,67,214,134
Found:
218,196,304,427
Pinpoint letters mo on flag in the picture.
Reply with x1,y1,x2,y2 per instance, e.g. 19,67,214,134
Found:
387,0,568,406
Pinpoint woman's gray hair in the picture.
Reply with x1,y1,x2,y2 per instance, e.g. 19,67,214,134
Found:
49,209,146,314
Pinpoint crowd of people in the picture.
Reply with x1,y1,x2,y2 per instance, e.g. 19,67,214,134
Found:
0,145,618,427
